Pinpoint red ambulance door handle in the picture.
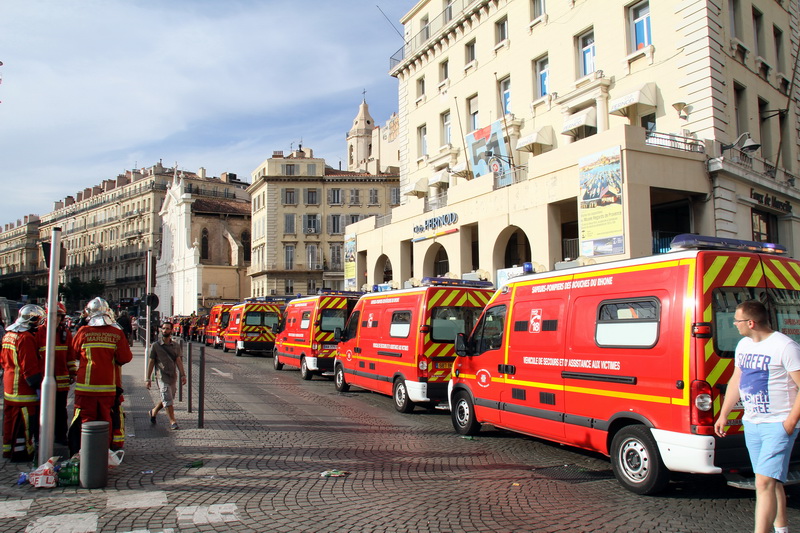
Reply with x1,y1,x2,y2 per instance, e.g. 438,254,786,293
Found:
498,364,516,375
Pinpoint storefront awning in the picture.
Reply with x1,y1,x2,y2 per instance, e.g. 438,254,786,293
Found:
609,82,657,117
404,177,429,197
561,107,596,135
516,126,555,152
449,162,473,180
428,169,450,186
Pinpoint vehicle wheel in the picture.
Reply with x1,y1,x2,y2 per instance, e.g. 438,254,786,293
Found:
235,348,244,357
273,353,284,371
610,425,669,495
300,357,313,380
334,364,350,392
393,379,415,413
222,343,229,353
451,390,481,435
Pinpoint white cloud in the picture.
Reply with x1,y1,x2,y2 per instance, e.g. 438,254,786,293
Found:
0,0,410,222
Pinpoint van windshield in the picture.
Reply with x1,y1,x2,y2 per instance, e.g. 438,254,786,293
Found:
244,311,280,329
220,312,231,328
712,287,800,357
430,306,484,343
320,308,346,332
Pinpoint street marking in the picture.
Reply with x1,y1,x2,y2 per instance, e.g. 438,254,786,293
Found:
0,499,32,518
210,368,233,379
107,491,168,509
26,512,98,532
176,503,240,524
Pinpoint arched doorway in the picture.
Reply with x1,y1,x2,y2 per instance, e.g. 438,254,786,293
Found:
373,254,393,284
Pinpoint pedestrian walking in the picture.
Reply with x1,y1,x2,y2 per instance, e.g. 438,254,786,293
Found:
145,321,186,430
1,305,45,462
35,303,78,445
69,297,132,453
117,310,133,347
715,300,800,533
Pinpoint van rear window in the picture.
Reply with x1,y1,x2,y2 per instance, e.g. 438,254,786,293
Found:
244,311,280,329
596,298,660,348
320,308,346,332
430,306,483,343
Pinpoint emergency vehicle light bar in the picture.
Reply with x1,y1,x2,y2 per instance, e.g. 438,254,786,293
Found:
243,297,288,303
421,276,495,288
670,234,787,254
317,289,364,297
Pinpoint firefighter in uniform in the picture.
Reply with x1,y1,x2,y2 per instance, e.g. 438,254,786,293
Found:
36,303,78,445
70,298,132,452
1,305,45,461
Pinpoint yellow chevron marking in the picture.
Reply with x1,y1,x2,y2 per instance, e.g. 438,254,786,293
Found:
703,256,728,293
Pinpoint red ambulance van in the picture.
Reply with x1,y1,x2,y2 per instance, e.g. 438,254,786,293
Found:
334,277,493,412
273,290,362,379
449,234,800,494
221,298,284,357
205,303,233,348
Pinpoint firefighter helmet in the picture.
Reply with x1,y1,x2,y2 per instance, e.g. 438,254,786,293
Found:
7,304,45,332
86,297,115,326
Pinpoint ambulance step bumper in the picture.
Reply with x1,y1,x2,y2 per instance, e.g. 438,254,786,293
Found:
725,470,800,490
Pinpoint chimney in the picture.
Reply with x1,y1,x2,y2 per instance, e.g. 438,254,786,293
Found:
93,186,102,196
198,167,206,179
76,192,83,202
64,196,75,206
53,200,64,211
83,187,92,199
272,151,284,158
23,216,28,224
221,172,230,183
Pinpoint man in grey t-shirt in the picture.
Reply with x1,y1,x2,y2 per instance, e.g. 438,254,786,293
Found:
145,322,186,429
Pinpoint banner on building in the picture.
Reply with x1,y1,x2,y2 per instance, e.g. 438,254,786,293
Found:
578,146,624,257
466,120,510,184
344,233,357,291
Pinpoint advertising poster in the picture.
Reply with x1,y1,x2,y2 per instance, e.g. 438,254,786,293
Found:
344,233,357,291
578,146,624,257
466,120,510,184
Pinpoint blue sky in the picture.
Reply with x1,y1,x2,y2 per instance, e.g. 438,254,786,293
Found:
0,0,414,226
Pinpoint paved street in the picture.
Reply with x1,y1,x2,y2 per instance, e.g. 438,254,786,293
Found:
1,342,799,532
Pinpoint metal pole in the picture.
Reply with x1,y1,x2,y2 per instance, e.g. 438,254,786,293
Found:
187,341,193,413
144,250,152,380
39,227,62,465
198,345,205,428
179,342,187,402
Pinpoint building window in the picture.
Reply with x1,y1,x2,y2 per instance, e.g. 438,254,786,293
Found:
281,164,298,176
418,124,428,157
284,214,295,234
285,245,295,269
282,188,297,205
307,163,317,175
201,228,209,260
307,244,320,270
307,279,318,294
305,188,319,205
640,113,656,133
535,56,549,98
752,7,764,58
417,76,426,99
578,29,595,76
443,0,453,23
733,82,746,136
532,0,546,19
349,189,361,205
774,26,785,73
729,0,741,39
630,1,651,51
330,243,342,270
495,17,508,44
285,279,294,295
369,188,379,205
349,214,361,225
420,15,430,42
391,187,401,205
329,214,343,235
439,59,449,83
465,39,476,64
441,111,452,146
752,209,776,242
499,76,511,115
304,214,320,234
467,95,479,131
241,230,251,262
329,188,342,205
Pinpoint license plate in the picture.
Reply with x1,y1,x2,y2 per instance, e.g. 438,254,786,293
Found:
323,344,338,350
435,362,452,369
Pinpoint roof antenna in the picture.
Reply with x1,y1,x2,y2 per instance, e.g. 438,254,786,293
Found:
376,5,404,41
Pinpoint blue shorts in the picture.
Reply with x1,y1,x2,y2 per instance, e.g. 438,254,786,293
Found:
743,420,800,482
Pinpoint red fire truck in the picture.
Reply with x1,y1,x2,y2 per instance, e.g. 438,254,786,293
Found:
205,303,233,348
449,234,800,494
334,277,493,412
273,290,362,379
221,298,284,357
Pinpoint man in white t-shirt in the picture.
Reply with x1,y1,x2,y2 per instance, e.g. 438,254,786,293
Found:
715,300,800,533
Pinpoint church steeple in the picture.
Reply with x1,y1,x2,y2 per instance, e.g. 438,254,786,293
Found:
346,96,375,172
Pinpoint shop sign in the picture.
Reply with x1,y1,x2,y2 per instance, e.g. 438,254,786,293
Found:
413,212,458,234
751,189,792,213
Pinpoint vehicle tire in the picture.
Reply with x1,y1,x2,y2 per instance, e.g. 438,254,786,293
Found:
610,425,670,495
273,353,284,371
300,357,313,381
451,390,481,435
235,347,244,357
222,343,229,353
393,379,415,413
334,364,350,392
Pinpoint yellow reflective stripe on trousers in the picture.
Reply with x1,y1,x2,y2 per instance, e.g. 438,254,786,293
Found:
4,392,38,402
75,383,117,393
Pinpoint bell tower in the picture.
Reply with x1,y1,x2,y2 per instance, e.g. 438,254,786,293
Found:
346,97,375,172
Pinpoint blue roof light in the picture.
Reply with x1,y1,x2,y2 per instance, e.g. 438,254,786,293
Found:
670,234,787,254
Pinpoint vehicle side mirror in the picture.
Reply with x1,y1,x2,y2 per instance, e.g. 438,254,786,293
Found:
334,326,347,342
455,333,469,357
273,322,284,334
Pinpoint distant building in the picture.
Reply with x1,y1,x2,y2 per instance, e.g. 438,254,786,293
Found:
248,140,399,297
346,98,401,174
0,215,41,303
155,171,251,316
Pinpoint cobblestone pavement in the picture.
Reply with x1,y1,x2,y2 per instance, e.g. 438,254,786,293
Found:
1,343,799,532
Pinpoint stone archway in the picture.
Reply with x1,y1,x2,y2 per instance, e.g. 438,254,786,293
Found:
493,226,531,269
423,242,450,278
372,254,393,284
